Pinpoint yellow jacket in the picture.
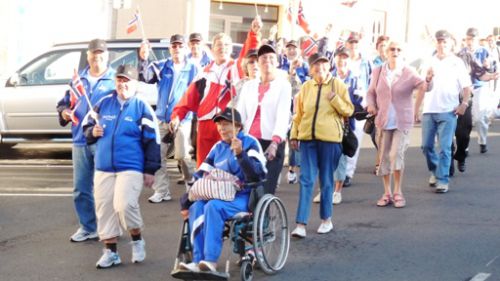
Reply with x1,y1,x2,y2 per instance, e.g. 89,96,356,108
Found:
291,75,354,142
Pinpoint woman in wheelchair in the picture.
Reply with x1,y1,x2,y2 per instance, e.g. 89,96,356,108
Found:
179,107,267,273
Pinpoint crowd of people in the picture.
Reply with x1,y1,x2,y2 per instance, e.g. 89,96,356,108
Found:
57,15,500,271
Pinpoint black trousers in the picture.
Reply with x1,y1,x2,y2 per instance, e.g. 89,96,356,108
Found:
452,104,473,163
258,139,285,195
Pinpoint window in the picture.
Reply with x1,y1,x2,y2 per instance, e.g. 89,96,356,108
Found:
18,51,82,86
209,2,279,44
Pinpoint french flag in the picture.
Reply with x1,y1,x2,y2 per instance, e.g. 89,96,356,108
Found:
126,11,140,34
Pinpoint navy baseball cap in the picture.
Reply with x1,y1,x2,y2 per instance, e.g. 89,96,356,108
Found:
257,44,277,57
170,34,185,44
88,39,107,52
213,107,242,124
435,30,451,40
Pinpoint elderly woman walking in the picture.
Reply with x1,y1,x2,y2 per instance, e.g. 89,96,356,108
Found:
290,53,353,238
366,41,429,208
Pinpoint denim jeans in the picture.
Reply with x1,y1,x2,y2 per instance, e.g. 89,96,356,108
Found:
333,154,347,182
421,112,457,185
295,141,342,225
72,144,97,232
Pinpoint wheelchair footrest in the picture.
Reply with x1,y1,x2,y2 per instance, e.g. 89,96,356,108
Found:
171,269,230,280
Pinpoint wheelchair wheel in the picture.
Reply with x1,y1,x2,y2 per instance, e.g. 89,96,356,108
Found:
252,194,290,274
240,260,253,281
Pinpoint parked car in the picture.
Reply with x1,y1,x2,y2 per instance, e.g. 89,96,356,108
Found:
0,39,242,148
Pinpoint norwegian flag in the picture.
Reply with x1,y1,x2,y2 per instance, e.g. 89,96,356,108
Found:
126,10,140,34
286,3,293,23
68,69,87,124
69,69,86,109
297,0,311,34
300,34,319,57
340,0,358,8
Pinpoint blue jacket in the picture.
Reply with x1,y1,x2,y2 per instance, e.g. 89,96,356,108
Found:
194,131,267,194
56,67,116,146
280,57,310,84
147,58,198,122
188,51,212,68
83,93,161,175
332,70,363,130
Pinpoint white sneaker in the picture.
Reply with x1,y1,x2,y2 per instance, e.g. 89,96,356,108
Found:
333,192,342,205
435,183,449,193
148,192,172,203
291,226,306,238
179,262,199,272
199,260,217,272
429,174,437,187
312,193,321,203
96,249,121,269
317,221,333,234
287,171,298,184
70,227,98,242
131,239,146,263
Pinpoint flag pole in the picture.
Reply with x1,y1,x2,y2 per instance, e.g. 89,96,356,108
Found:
136,5,159,62
254,3,259,17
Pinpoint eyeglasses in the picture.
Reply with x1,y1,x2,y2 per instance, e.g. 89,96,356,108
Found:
389,47,402,52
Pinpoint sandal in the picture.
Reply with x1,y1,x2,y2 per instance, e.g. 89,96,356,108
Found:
393,193,406,208
376,193,392,207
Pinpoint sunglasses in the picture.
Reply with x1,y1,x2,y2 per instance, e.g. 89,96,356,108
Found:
389,47,402,52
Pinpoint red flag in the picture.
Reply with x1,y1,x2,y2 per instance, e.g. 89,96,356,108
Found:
297,0,311,34
126,10,140,34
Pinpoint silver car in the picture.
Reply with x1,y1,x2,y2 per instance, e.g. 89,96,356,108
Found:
0,39,242,148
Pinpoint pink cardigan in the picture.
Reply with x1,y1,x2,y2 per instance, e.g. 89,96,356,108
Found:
366,65,424,131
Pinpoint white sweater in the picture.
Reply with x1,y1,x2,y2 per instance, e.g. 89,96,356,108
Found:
236,77,292,141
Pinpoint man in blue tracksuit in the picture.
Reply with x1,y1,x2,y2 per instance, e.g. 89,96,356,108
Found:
83,64,161,268
142,34,199,203
178,107,267,273
56,39,116,242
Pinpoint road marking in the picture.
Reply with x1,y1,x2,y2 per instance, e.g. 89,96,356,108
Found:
0,193,72,197
470,273,491,281
486,255,500,267
0,187,73,192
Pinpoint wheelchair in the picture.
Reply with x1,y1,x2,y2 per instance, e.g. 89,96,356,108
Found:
171,191,290,281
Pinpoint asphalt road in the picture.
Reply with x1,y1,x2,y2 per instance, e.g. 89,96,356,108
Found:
1,122,499,281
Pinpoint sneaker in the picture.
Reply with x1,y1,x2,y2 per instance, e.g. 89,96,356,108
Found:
148,192,172,203
458,161,466,172
428,174,437,187
177,179,185,185
96,249,121,269
317,221,333,234
287,170,298,184
343,176,352,188
333,192,342,205
70,227,98,242
199,260,217,272
435,183,449,193
131,239,146,263
291,226,306,238
312,192,321,203
179,262,199,272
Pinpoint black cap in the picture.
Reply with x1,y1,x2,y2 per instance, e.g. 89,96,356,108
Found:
88,39,107,52
347,32,360,43
189,33,202,42
213,107,242,124
245,49,258,59
435,29,451,40
334,46,350,57
170,34,185,44
308,53,329,66
257,44,277,57
286,40,298,48
466,27,479,37
116,64,138,80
